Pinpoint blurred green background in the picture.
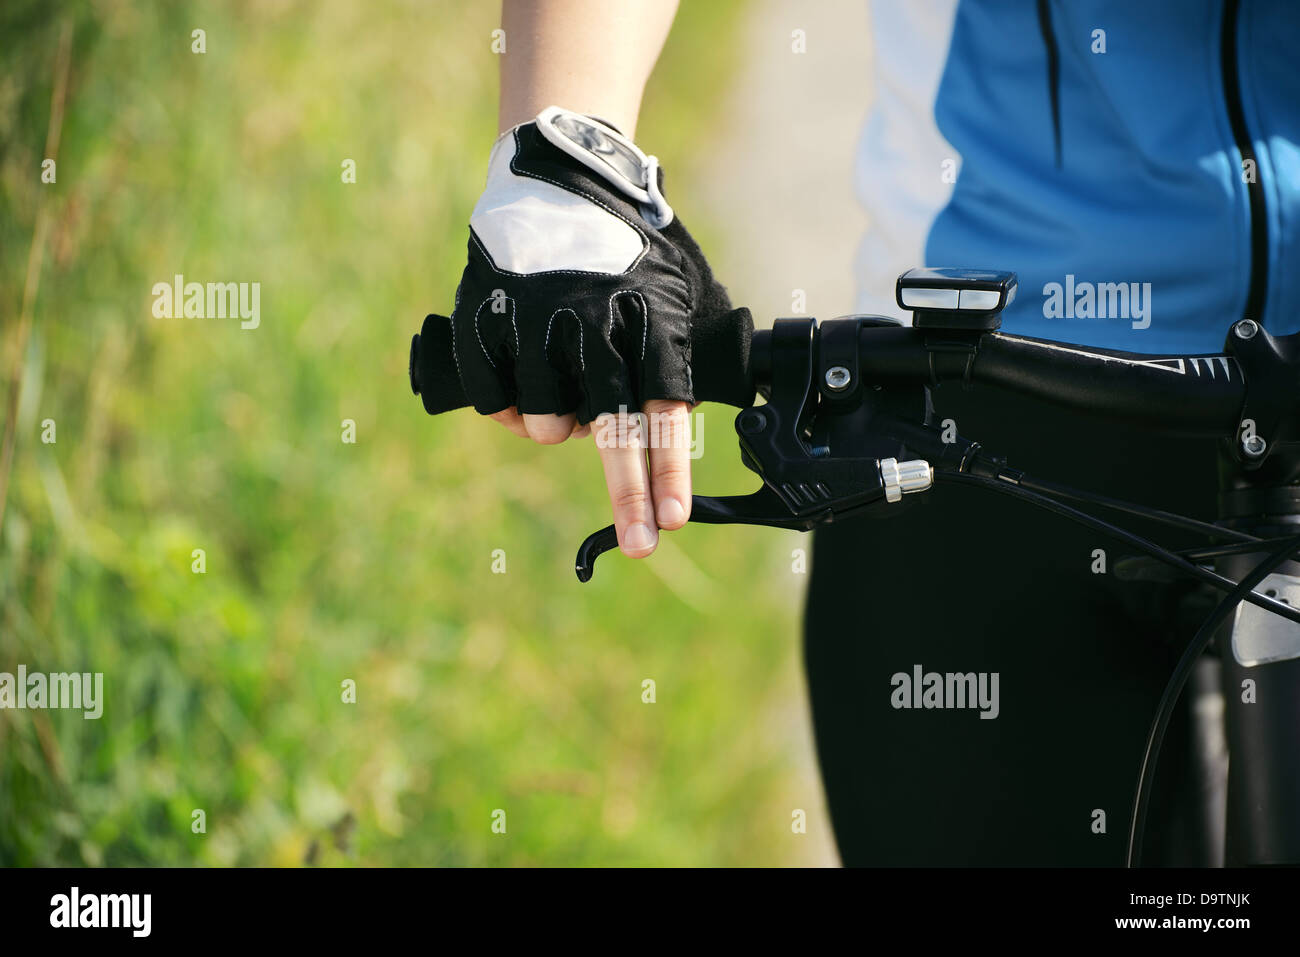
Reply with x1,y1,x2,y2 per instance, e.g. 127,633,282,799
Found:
0,0,829,865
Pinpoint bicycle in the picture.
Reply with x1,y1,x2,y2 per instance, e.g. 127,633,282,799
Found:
410,267,1300,867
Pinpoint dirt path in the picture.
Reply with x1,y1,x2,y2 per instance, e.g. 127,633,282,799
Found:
704,0,874,324
701,0,876,867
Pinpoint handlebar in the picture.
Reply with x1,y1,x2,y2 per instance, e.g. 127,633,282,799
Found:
762,324,1246,436
408,267,1300,577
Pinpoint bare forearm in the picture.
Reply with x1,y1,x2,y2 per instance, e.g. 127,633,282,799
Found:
499,0,679,136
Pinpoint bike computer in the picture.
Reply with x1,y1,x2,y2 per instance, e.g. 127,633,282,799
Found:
897,267,1018,330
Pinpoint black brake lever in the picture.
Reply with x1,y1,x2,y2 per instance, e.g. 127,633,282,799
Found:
575,487,835,582
573,316,949,582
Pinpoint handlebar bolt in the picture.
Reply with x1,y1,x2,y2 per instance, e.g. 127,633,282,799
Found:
824,366,852,391
1234,319,1260,341
1242,433,1267,458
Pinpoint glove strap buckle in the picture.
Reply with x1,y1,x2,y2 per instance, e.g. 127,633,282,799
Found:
535,105,675,229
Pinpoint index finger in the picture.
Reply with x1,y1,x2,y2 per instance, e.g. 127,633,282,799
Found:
592,411,658,558
644,399,692,529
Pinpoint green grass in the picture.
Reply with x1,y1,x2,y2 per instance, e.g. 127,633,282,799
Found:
0,0,822,866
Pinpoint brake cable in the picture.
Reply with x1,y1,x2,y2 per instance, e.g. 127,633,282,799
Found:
938,470,1300,866
1125,532,1300,866
1173,537,1300,563
937,471,1300,625
1014,474,1259,545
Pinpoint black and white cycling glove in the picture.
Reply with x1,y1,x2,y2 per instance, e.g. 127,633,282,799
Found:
409,106,754,421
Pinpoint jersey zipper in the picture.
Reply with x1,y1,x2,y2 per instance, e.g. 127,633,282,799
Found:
1036,0,1062,168
1220,0,1269,324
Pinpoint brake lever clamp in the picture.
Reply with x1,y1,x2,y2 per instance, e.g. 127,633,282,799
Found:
574,316,937,582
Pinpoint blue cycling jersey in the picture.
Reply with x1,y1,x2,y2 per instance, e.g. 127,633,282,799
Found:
855,0,1299,354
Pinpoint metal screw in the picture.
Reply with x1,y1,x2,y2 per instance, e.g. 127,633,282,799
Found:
825,366,852,391
1234,319,1259,340
1242,433,1267,458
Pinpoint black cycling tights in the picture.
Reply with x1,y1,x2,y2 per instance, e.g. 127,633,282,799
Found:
805,381,1220,866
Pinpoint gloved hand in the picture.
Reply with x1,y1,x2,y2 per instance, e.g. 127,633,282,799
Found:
410,106,753,559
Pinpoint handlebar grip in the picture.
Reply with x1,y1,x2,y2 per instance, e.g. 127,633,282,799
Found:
691,306,756,408
409,314,469,414
409,307,757,414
